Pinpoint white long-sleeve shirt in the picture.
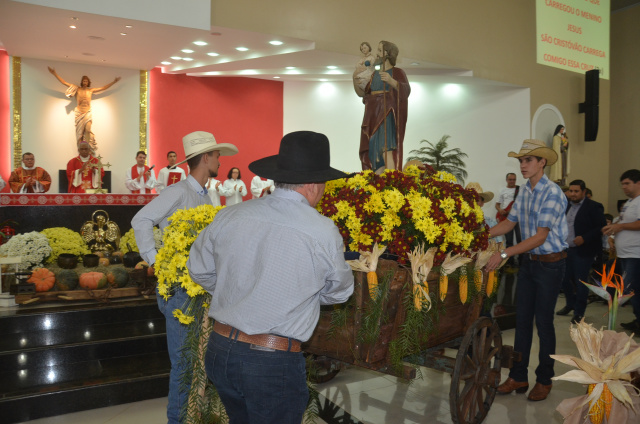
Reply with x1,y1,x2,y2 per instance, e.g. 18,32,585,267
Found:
250,176,275,199
222,178,247,206
125,166,157,193
206,178,232,206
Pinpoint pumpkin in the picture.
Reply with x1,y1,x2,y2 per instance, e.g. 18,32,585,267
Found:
135,260,154,276
27,268,55,292
98,258,110,267
106,267,129,288
79,272,108,290
55,269,79,291
111,251,124,258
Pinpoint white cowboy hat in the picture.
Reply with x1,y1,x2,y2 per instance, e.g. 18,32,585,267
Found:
465,182,494,202
507,139,557,166
176,131,238,166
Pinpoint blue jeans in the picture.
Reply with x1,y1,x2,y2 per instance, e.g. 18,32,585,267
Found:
618,257,640,321
205,330,309,424
157,287,190,424
510,255,565,386
561,248,594,317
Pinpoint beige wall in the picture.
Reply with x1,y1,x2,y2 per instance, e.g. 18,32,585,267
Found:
610,6,640,214
212,0,611,204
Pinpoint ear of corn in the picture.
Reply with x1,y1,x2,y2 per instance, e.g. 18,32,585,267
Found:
587,383,612,424
459,273,468,304
439,274,448,301
486,270,495,296
474,269,483,292
413,285,422,310
367,271,378,299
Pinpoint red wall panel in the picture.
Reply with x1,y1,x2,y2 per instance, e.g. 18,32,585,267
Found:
0,50,10,192
149,68,283,202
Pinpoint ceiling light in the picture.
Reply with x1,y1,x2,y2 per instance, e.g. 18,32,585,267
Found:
193,41,208,46
286,69,300,75
326,70,343,75
207,52,219,57
170,56,182,60
320,79,328,82
181,49,194,54
411,62,420,66
235,47,249,52
240,69,258,75
69,25,77,29
161,61,172,65
120,32,127,36
125,25,133,29
286,66,295,70
327,66,337,69
273,76,281,79
269,40,283,46
182,57,194,61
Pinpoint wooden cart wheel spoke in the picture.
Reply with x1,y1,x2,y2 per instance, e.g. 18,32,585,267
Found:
450,317,503,424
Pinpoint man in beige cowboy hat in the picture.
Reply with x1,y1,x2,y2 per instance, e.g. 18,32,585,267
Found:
485,139,568,402
132,130,238,424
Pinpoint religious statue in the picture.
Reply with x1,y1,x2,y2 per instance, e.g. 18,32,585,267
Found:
549,124,569,184
80,210,120,253
353,42,375,94
48,67,121,153
356,41,411,173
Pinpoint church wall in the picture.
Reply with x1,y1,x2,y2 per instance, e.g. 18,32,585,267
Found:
609,6,640,214
211,0,612,208
0,50,10,192
19,58,141,194
148,69,283,191
283,77,530,214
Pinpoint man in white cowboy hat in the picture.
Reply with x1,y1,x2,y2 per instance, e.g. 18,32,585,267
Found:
131,130,238,424
188,131,354,424
485,139,568,402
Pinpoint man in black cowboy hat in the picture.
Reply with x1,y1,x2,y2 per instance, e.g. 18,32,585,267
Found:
188,131,354,423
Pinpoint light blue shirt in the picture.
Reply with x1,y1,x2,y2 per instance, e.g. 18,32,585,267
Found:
131,175,211,265
188,189,354,342
507,174,568,254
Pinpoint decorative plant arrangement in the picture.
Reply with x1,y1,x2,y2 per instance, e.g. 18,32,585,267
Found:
0,231,52,270
41,227,90,263
582,260,633,330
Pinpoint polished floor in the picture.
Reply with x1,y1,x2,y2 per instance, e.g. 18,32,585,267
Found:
17,297,637,424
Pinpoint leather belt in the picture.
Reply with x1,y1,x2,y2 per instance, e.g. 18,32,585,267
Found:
371,90,391,94
213,321,301,353
529,251,567,262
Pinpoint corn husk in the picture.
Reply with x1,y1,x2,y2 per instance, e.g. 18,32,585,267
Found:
406,245,436,311
552,321,640,423
347,243,386,299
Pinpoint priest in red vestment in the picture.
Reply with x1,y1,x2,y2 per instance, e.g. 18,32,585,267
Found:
8,152,52,193
125,151,157,193
66,142,104,193
357,41,410,173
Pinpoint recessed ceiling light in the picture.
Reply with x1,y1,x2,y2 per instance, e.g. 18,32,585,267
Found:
125,25,133,29
235,47,249,52
193,41,208,46
240,69,258,75
182,57,194,61
170,56,182,60
327,66,337,69
273,76,281,79
69,25,77,29
207,52,219,57
286,66,295,70
269,40,283,46
411,62,420,66
181,49,194,54
286,69,300,75
326,70,342,75
120,32,127,36
161,61,172,65
320,79,328,82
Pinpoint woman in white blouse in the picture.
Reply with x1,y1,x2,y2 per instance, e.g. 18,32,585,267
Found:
222,167,247,206
206,177,231,207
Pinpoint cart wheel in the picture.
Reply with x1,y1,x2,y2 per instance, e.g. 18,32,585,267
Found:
307,356,341,383
449,317,502,424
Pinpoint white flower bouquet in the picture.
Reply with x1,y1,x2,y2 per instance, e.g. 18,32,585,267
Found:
0,231,53,270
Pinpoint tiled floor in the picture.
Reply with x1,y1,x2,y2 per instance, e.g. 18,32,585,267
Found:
18,298,637,424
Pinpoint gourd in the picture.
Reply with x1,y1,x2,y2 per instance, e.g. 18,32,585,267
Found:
98,258,110,267
106,267,129,288
27,268,55,292
55,269,79,291
79,272,108,290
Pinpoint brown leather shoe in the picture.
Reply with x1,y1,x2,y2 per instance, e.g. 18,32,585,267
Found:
527,382,552,401
497,377,529,394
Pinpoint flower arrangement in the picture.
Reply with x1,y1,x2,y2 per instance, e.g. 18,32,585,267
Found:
317,166,489,265
120,227,162,253
41,227,90,263
582,260,633,330
0,231,52,270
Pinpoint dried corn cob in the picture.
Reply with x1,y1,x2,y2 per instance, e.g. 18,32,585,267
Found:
474,269,483,291
486,270,496,296
459,273,468,304
413,284,422,310
587,383,612,424
367,271,378,299
439,274,448,301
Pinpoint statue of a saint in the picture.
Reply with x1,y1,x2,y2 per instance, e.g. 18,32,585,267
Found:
549,124,569,184
48,67,121,153
356,41,410,173
80,210,121,253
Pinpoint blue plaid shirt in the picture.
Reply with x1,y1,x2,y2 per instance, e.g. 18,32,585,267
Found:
507,174,568,254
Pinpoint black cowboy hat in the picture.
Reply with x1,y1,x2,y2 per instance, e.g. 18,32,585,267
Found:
249,131,349,183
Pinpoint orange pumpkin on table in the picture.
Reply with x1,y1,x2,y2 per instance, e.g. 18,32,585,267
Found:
79,272,108,290
27,268,55,292
98,258,110,267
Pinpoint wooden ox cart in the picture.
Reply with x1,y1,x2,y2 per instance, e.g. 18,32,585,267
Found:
303,259,520,424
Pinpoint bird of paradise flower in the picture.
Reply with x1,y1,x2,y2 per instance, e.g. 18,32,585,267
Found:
581,260,634,331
